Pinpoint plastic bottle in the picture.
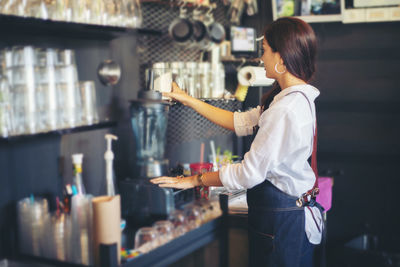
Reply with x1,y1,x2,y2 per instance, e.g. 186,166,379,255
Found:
104,134,118,196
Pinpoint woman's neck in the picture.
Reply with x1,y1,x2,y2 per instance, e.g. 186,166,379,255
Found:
277,73,307,90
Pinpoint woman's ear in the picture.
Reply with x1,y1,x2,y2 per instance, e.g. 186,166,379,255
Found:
275,52,284,65
279,56,285,66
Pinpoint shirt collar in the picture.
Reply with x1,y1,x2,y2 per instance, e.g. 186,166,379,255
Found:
271,84,320,106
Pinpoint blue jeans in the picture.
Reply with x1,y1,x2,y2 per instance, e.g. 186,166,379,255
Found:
247,180,314,267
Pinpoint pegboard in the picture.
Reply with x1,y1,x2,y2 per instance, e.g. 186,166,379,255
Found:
166,99,242,146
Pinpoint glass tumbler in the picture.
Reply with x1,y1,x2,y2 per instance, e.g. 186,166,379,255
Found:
183,204,203,230
35,48,58,131
122,0,142,28
11,46,38,134
134,227,158,253
0,76,12,137
79,81,99,125
17,197,49,256
26,0,49,19
152,220,174,245
170,62,186,93
56,49,82,128
185,62,200,98
168,209,189,237
198,62,212,99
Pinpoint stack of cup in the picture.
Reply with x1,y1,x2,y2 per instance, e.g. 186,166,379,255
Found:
10,46,38,134
55,49,82,129
35,48,58,131
0,46,99,136
0,75,12,137
17,197,49,257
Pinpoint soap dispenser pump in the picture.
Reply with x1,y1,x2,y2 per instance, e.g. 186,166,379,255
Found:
105,134,118,196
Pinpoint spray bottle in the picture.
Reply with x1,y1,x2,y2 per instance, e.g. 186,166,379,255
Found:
104,134,118,196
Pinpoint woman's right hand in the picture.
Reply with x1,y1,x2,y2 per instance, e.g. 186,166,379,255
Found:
163,82,191,105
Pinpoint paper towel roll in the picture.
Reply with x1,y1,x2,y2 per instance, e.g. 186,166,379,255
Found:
237,66,275,87
92,195,121,267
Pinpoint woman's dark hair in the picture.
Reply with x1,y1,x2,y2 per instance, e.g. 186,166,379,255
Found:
261,17,317,110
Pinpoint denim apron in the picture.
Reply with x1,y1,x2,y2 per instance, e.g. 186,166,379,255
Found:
247,180,314,267
246,90,317,267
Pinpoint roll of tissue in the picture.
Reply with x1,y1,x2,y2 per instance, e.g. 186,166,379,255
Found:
237,66,275,87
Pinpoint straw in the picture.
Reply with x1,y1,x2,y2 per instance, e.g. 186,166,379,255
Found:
200,142,204,164
210,140,217,170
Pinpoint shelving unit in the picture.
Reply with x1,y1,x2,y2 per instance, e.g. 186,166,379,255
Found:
0,120,117,142
0,14,163,42
0,3,231,266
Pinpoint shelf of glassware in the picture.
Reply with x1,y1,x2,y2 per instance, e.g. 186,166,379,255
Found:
0,14,163,40
0,120,117,142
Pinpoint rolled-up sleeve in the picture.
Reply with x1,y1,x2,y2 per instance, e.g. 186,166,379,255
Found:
233,106,262,136
220,107,301,191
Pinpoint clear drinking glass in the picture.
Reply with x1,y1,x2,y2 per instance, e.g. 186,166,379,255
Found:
55,49,81,128
198,62,212,99
185,62,200,98
17,197,49,256
88,0,104,25
152,220,174,245
11,46,38,134
35,48,58,131
122,0,142,28
147,62,173,100
48,0,67,21
47,212,67,261
183,204,203,230
170,62,187,93
79,81,99,125
134,227,158,253
211,63,225,99
56,49,76,66
102,0,118,26
2,0,26,17
168,209,189,237
0,76,12,137
26,0,49,19
69,0,87,23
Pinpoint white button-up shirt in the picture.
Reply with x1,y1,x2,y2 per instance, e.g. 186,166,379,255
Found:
219,84,323,244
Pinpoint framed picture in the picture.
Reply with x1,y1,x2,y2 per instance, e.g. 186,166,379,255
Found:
272,0,342,23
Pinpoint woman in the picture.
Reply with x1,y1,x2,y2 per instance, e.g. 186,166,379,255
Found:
151,17,323,267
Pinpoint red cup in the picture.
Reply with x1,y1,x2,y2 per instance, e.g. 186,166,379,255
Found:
189,162,213,175
190,162,213,200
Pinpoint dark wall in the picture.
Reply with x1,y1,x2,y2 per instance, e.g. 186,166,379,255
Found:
313,22,400,248
242,0,400,250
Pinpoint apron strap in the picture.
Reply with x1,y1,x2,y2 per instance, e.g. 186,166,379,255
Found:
285,91,319,205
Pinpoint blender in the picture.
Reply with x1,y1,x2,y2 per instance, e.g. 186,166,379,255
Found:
119,71,174,234
130,89,170,178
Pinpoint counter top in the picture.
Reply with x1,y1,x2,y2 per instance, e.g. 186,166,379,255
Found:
123,216,225,267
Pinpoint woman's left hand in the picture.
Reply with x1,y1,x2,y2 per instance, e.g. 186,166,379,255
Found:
150,176,198,189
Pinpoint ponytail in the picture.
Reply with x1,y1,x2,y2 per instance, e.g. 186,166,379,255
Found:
261,81,281,112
